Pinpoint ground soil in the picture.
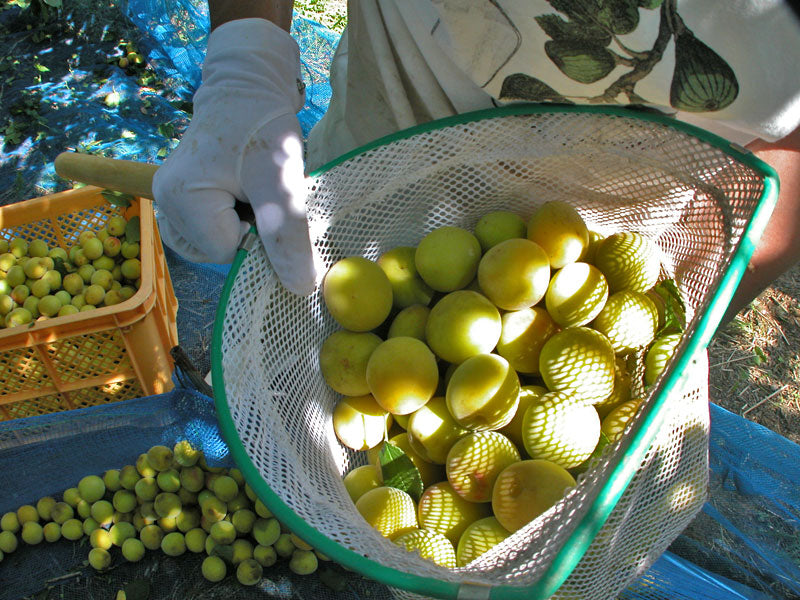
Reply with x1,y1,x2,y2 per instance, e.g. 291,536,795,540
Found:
708,262,800,446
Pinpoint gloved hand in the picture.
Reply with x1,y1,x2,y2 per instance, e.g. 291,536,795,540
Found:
153,18,317,296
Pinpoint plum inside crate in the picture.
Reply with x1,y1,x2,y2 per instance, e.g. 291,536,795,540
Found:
0,186,179,420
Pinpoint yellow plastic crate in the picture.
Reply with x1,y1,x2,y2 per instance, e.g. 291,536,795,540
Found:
0,186,179,420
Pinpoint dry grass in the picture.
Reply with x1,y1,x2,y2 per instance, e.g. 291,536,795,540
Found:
708,262,800,445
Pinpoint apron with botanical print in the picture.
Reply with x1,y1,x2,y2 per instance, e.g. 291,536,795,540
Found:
306,0,800,170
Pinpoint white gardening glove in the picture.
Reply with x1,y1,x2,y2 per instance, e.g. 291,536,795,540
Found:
153,18,317,296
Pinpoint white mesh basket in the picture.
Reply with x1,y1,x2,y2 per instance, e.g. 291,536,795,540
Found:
211,106,777,600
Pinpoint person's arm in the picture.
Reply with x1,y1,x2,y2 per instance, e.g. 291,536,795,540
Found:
721,126,800,326
209,0,293,32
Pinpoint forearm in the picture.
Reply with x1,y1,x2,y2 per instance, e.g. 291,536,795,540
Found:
209,0,294,32
721,126,800,325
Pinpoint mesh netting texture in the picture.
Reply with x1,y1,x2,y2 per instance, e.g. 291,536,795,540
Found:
215,110,767,599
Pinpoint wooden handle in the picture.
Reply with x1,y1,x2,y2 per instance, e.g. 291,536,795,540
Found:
55,152,159,199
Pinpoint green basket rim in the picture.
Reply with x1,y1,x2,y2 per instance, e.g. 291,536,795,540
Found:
212,103,779,599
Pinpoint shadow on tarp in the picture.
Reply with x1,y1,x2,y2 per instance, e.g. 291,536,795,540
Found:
670,404,800,598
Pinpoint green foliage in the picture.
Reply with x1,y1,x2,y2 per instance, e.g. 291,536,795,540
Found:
378,442,423,502
294,0,347,33
125,216,141,243
652,279,687,336
101,190,135,209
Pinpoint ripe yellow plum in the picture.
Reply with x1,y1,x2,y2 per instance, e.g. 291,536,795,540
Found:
414,226,482,292
355,486,418,539
406,396,469,464
146,445,173,471
491,460,576,532
539,327,616,404
545,262,609,328
377,246,434,309
6,265,27,289
5,306,32,327
387,304,430,341
456,516,510,567
202,555,227,582
161,531,186,556
289,548,318,575
594,357,633,419
477,238,550,310
495,307,559,375
521,391,601,469
425,291,502,365
498,385,547,451
323,256,393,332
417,481,491,545
393,413,409,430
446,431,520,503
446,354,520,432
23,257,47,279
88,547,112,571
580,230,605,264
343,464,383,503
601,399,642,443
332,394,392,451
594,231,661,293
78,475,106,503
526,201,589,269
473,210,527,252
22,521,45,545
392,527,457,568
319,330,383,396
366,337,439,415
644,333,682,385
591,289,659,355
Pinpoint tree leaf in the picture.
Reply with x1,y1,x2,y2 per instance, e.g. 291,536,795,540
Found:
318,566,349,592
122,579,151,600
101,190,134,208
499,73,571,103
42,0,62,8
545,40,616,84
651,279,686,336
125,216,141,243
53,256,68,277
379,443,423,502
157,122,175,138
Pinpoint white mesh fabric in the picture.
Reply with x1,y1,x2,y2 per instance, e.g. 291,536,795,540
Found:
216,111,766,599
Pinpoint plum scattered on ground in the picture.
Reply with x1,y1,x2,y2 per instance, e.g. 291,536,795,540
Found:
88,547,112,571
